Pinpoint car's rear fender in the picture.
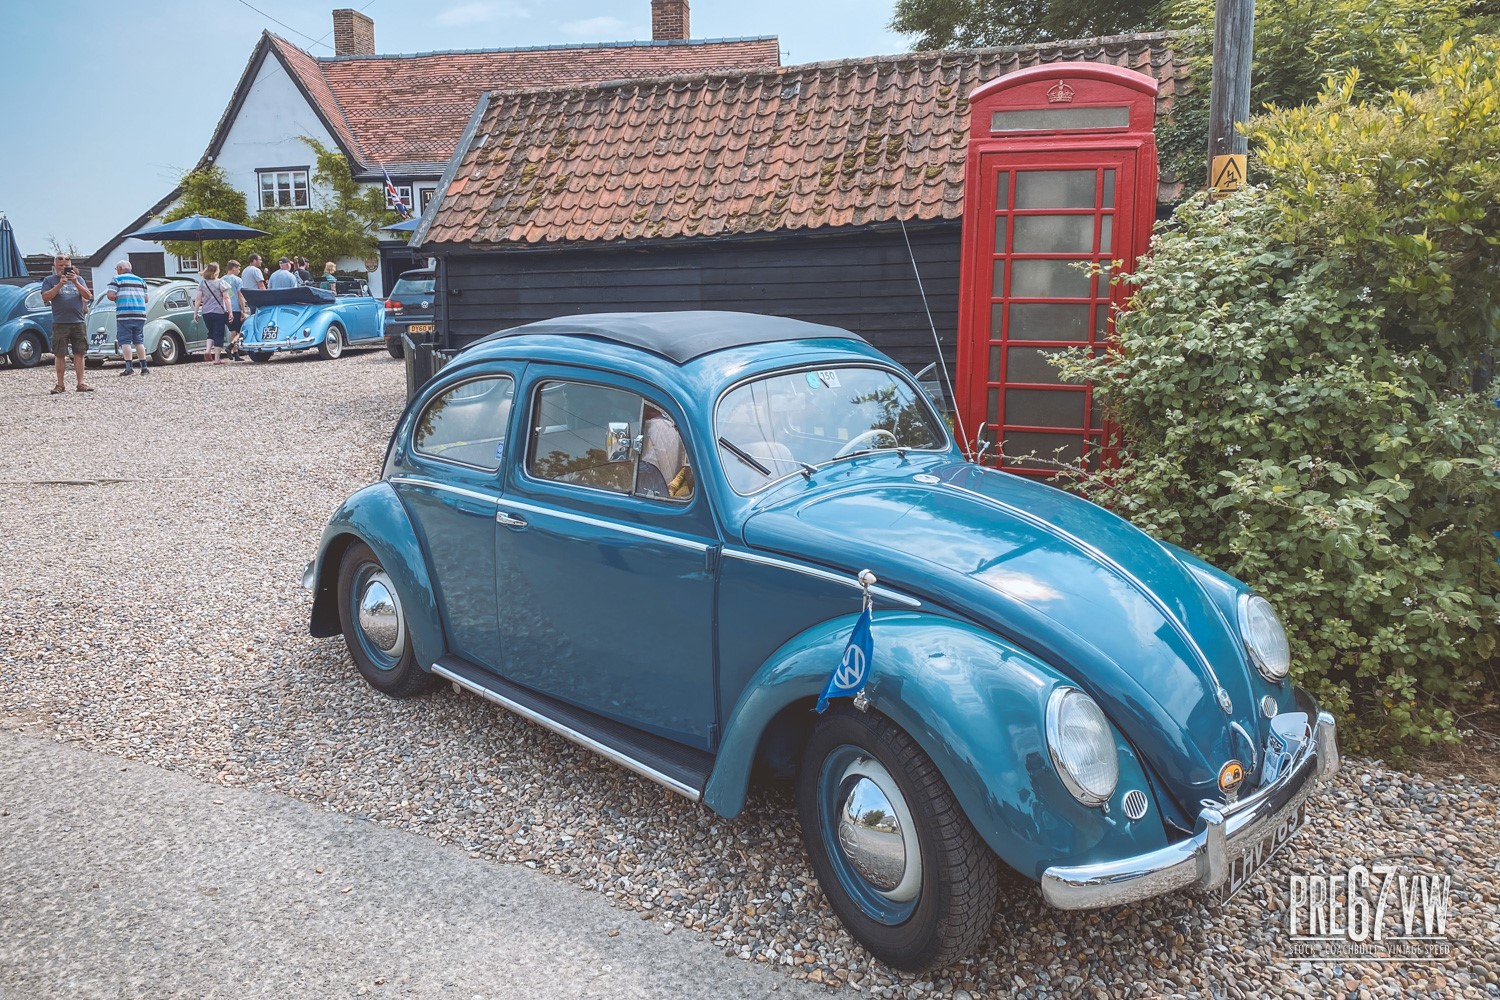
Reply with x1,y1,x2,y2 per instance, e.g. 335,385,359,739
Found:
704,612,1169,879
308,481,445,668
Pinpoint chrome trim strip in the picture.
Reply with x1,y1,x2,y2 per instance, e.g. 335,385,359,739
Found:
942,482,1231,710
389,476,500,506
498,498,710,552
431,662,703,802
1040,691,1338,910
722,548,922,608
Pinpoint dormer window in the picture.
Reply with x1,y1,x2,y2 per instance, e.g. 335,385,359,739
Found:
258,167,310,209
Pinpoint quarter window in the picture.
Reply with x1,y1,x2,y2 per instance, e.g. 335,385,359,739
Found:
527,380,693,501
163,289,191,310
413,376,515,471
257,168,310,210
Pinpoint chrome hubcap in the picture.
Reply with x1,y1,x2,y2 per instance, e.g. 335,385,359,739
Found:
356,571,404,659
17,338,37,363
834,757,922,903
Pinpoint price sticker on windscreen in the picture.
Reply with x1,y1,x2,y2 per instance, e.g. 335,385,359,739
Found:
809,370,841,389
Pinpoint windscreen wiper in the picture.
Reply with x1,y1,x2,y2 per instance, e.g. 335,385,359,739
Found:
718,437,771,477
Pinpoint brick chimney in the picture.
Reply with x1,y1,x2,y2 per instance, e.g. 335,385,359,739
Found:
332,9,375,56
651,0,690,41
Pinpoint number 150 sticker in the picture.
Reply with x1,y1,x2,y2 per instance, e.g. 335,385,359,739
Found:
807,370,841,389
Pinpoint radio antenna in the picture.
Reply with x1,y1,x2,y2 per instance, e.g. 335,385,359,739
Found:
900,217,970,455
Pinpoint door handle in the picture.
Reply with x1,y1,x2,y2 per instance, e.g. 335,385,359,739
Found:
496,511,527,528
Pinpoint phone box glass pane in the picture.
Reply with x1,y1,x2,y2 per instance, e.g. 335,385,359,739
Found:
990,107,1130,132
1002,431,1084,468
1015,170,1097,209
1013,215,1097,254
1008,303,1092,341
1006,346,1067,384
1011,259,1092,299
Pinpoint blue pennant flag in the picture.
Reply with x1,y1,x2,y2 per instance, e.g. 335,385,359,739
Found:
816,605,873,714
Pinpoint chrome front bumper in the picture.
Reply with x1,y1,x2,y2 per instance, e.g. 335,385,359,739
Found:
1040,698,1339,910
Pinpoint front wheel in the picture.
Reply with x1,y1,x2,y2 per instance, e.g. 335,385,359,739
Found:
336,540,435,698
797,709,998,971
10,331,46,367
318,324,345,360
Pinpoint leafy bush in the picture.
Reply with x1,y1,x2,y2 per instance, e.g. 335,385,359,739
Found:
1058,42,1500,751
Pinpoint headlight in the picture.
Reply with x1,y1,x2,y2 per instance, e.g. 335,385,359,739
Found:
1045,688,1119,807
1238,594,1290,682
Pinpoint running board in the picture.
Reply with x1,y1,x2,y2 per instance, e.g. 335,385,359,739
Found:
430,656,712,802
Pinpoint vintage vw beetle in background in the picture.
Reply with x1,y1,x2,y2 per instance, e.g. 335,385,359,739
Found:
241,285,383,362
0,280,54,367
84,276,208,367
304,312,1338,970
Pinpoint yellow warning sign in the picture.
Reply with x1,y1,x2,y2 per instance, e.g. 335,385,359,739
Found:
1211,154,1247,194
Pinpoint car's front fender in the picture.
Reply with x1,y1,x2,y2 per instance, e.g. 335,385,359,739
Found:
704,612,1170,880
308,481,445,669
0,318,39,352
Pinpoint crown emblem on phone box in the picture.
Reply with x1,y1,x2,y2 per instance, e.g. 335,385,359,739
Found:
1046,81,1076,104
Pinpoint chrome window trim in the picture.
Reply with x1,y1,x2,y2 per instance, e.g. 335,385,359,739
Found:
389,476,499,506
723,548,922,608
498,498,710,553
431,661,701,802
942,481,1232,712
713,362,954,497
411,374,514,474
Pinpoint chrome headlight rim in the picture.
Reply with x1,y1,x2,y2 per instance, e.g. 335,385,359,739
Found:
1045,687,1120,808
1238,593,1290,683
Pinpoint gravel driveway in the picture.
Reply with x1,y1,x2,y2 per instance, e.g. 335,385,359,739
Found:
2,353,1496,998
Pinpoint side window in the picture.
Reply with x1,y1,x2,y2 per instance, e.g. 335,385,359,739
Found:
24,291,44,312
413,376,515,471
527,380,693,501
164,290,190,310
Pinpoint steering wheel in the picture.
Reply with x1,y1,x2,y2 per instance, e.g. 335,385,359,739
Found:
835,428,899,458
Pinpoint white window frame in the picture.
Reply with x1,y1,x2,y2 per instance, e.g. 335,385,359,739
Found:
176,252,200,273
386,183,413,212
258,167,311,210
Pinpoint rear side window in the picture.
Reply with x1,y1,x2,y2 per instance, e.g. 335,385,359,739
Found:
527,380,692,501
163,289,190,309
414,376,515,471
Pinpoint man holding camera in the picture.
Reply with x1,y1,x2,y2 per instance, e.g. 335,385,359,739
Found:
41,254,93,394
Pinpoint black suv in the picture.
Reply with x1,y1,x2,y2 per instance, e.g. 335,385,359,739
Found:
382,268,435,358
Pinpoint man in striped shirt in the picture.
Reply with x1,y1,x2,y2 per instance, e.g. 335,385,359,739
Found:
108,261,151,375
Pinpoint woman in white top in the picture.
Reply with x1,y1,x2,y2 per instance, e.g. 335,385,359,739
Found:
194,262,234,365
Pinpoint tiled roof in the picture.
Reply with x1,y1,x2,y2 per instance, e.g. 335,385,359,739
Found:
420,33,1190,248
269,35,783,174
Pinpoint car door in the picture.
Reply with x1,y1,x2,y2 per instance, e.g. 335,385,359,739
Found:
161,287,204,350
391,369,519,669
493,369,719,750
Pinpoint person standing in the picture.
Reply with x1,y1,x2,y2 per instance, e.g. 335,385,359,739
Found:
319,261,338,291
107,260,150,376
194,262,233,365
241,253,266,291
224,259,248,360
41,254,93,394
294,257,313,285
268,257,298,290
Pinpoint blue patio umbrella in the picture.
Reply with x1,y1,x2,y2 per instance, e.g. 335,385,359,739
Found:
0,216,25,280
127,214,270,269
381,217,421,232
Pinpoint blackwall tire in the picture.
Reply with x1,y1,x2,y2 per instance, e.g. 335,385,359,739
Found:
796,708,999,971
336,540,436,698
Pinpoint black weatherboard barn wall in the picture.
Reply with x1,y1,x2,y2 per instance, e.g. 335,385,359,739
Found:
431,222,962,375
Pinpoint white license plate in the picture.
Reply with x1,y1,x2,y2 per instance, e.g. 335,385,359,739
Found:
1217,801,1307,904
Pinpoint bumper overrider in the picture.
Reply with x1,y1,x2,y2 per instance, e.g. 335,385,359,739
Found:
1041,691,1339,910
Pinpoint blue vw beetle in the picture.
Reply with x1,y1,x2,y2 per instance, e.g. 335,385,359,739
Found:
0,281,53,368
241,284,384,362
304,312,1338,970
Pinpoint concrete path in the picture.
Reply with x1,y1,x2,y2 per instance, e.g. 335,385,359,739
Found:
0,731,819,999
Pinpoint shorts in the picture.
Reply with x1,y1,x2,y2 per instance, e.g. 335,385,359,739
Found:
228,312,244,334
51,322,87,357
203,312,229,347
116,318,145,347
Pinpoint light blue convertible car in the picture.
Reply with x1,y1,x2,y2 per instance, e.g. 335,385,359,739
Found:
302,312,1338,971
241,285,384,362
0,280,53,368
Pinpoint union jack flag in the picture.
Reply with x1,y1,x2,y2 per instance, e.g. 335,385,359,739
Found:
383,168,411,219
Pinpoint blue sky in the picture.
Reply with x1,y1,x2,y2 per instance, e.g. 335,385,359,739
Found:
0,1,910,258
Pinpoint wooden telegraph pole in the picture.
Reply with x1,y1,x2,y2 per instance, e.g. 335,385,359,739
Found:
1207,0,1254,195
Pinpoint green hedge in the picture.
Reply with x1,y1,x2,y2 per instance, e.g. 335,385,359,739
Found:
1057,42,1500,751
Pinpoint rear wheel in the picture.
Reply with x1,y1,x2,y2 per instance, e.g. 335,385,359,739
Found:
386,337,404,359
84,357,105,369
797,708,998,971
336,540,435,698
249,351,272,364
318,324,345,360
153,333,182,366
9,331,46,367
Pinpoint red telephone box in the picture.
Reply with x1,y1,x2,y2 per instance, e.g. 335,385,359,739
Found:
956,63,1158,475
